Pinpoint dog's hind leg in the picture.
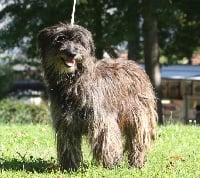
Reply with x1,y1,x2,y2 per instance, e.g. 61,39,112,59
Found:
56,125,82,171
88,112,123,168
124,115,149,168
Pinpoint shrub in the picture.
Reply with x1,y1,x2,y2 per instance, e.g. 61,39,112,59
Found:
0,64,13,99
0,99,51,124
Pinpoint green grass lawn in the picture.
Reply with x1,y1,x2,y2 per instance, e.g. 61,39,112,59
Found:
0,124,200,178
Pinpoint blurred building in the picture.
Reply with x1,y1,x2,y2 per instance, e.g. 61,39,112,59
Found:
191,54,200,65
160,65,200,124
8,63,45,105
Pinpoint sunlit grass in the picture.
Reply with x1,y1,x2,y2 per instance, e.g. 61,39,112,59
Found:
0,124,200,177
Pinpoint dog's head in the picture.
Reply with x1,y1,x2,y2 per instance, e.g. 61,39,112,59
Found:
37,23,95,74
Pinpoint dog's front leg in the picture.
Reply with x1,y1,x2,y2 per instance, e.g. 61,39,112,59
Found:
56,125,82,171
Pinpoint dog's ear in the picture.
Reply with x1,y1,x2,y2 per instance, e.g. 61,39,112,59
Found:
87,32,95,56
37,28,48,53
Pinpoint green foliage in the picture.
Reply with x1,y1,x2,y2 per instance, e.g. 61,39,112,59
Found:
0,0,200,62
0,0,74,57
0,64,13,99
0,124,200,177
158,0,200,61
0,99,51,124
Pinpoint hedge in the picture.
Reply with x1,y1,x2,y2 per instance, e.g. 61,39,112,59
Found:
0,99,51,124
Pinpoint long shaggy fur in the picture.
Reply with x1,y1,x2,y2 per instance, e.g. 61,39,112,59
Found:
37,23,157,171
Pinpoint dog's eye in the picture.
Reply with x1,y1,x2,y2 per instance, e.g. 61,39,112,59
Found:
56,35,68,42
74,37,82,44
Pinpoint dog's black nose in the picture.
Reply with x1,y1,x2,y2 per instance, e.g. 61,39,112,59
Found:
61,49,77,58
66,51,76,58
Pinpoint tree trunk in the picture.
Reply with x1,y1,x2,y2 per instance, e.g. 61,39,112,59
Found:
142,0,163,124
127,0,140,60
93,1,104,59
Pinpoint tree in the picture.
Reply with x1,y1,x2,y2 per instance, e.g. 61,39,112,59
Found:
158,0,200,63
0,0,127,59
0,0,76,58
126,0,140,60
142,0,163,124
82,0,104,59
1,0,200,62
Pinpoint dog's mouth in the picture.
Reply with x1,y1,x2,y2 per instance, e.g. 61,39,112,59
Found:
61,57,76,68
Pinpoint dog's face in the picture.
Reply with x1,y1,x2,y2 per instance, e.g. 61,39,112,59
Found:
37,23,95,74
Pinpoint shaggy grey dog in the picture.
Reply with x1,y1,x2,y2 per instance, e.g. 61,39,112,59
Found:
37,23,157,171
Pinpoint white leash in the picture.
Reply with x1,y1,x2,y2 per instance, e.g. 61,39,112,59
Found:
70,0,76,27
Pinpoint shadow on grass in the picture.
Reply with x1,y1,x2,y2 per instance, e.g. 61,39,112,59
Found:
0,157,57,173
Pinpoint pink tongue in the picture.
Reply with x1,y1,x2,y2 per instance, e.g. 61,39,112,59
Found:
65,60,75,67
